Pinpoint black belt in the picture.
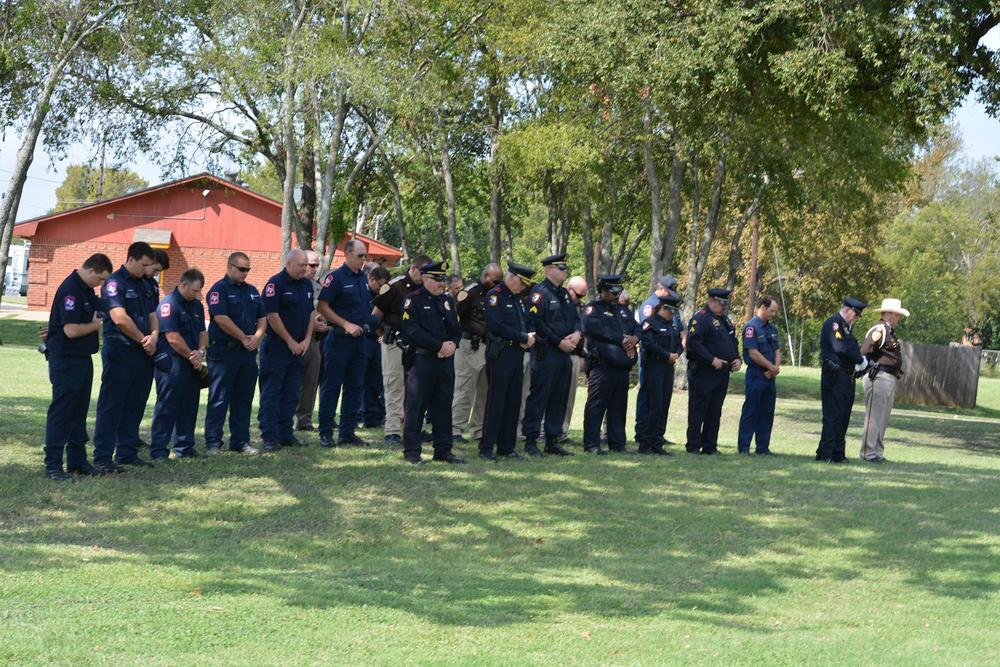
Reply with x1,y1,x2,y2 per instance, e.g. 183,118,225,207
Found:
462,332,483,340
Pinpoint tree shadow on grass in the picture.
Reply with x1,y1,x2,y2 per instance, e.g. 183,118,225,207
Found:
1,390,998,633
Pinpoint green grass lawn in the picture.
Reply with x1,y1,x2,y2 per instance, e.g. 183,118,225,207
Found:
1,345,998,665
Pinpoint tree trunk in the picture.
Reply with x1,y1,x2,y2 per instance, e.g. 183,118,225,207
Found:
664,134,685,272
581,202,596,299
487,70,504,264
298,115,316,249
642,101,664,290
279,77,299,254
440,130,461,275
316,92,347,259
381,151,410,259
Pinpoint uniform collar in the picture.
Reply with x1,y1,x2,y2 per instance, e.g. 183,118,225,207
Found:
71,270,90,292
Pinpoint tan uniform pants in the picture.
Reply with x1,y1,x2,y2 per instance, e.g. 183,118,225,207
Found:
861,372,897,461
382,342,405,437
295,336,323,430
562,354,583,434
452,338,488,438
518,351,532,438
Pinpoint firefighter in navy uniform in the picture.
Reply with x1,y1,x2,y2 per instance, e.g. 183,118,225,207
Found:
372,254,431,445
737,295,782,455
521,253,580,457
581,275,640,455
685,287,741,455
42,253,113,480
637,292,682,455
400,261,465,464
480,263,537,461
816,297,867,463
634,275,684,445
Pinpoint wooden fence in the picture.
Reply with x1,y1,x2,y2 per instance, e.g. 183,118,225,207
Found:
895,341,979,408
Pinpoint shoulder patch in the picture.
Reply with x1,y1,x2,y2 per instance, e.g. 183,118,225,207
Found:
379,283,391,295
209,291,220,305
444,300,451,311
642,304,652,317
832,322,839,331
584,305,593,315
403,297,412,309
323,273,335,288
264,283,276,297
106,280,119,297
642,320,651,331
488,294,499,307
160,303,172,318
744,325,755,338
530,292,542,304
63,295,76,311
457,290,468,302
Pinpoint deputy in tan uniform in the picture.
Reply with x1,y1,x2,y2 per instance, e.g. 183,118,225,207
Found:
372,254,431,445
559,275,588,441
859,298,909,463
452,262,502,444
294,250,329,434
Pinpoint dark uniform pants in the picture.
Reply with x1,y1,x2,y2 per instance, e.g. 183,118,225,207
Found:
318,334,367,439
361,337,385,427
638,360,674,451
481,346,525,456
817,368,855,461
521,347,572,444
204,346,259,449
93,344,154,465
45,356,93,472
150,355,201,458
738,369,776,453
403,353,455,459
583,365,630,451
258,337,305,444
686,367,729,453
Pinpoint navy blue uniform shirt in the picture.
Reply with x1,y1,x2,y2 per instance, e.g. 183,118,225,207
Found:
143,276,161,311
820,312,862,371
47,270,101,357
638,293,684,337
484,283,531,344
640,313,682,362
401,288,462,353
685,305,739,368
742,315,780,367
207,276,265,346
582,299,640,369
156,289,206,357
101,266,153,347
526,278,580,347
262,269,313,342
318,264,372,330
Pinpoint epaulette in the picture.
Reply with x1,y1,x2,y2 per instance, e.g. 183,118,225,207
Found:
389,275,406,285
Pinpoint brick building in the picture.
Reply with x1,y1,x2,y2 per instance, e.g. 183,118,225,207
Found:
14,173,403,312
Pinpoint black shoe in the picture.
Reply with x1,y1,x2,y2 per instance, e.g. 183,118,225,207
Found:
524,442,545,457
174,449,199,459
281,436,305,447
498,451,525,461
544,443,574,456
452,434,468,444
651,447,673,456
67,462,101,476
262,441,281,453
206,446,223,456
863,457,884,464
295,424,315,432
700,449,721,456
479,452,498,461
584,447,608,456
338,434,368,447
119,457,154,468
404,456,425,465
420,431,433,443
608,446,632,454
320,434,336,448
45,469,73,481
756,450,774,456
686,448,700,454
231,443,259,455
384,434,402,445
94,461,124,475
433,453,466,464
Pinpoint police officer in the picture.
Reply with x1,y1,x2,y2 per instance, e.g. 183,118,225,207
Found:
521,253,580,457
258,249,316,453
42,253,113,480
816,297,866,463
92,241,159,473
372,254,431,445
317,239,375,447
480,263,536,461
859,298,908,463
400,261,465,464
294,250,329,433
637,292,682,455
361,264,389,428
452,263,502,444
737,294,782,455
685,287,741,455
581,275,639,455
635,275,685,445
150,269,208,460
204,252,266,455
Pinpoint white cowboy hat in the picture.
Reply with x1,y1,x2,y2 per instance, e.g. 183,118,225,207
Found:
878,298,910,317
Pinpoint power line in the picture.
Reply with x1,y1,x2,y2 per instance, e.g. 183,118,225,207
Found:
0,167,65,185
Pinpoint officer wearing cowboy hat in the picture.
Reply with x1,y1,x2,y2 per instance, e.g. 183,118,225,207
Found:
858,298,909,463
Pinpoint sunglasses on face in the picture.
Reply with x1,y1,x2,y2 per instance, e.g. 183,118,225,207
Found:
308,263,319,268
230,264,251,273
552,263,568,271
354,253,368,259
